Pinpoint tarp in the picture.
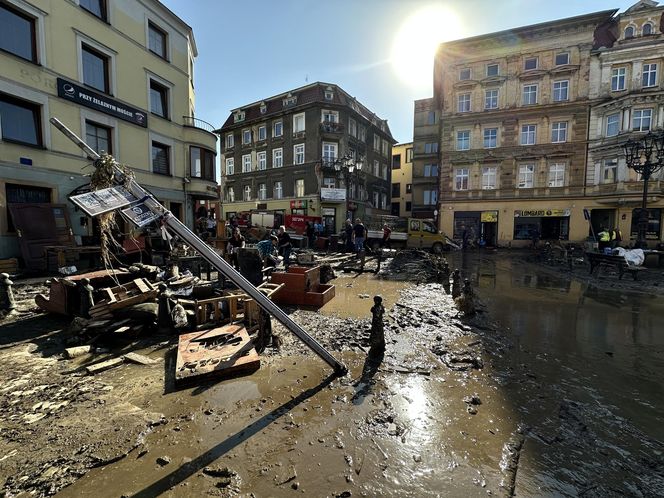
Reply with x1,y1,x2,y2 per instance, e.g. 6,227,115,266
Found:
615,247,645,266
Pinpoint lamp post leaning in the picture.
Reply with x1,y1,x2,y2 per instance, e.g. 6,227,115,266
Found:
622,130,664,248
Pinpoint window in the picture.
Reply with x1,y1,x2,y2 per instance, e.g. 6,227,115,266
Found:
373,160,380,176
85,121,111,154
373,191,379,208
643,23,653,36
258,183,266,200
322,110,339,123
257,151,266,171
82,44,109,93
424,142,438,154
295,179,305,197
294,143,305,164
226,186,234,202
406,148,413,163
482,166,496,190
242,154,252,173
602,158,617,183
225,133,234,149
392,183,400,197
373,134,380,151
392,154,401,169
458,93,471,112
523,84,538,105
190,147,215,180
234,111,245,123
548,163,565,187
518,164,534,188
423,189,437,206
260,103,267,114
424,164,439,177
324,89,334,100
283,95,297,107
293,113,305,133
242,129,251,144
273,148,283,168
148,22,167,59
521,124,536,145
274,181,283,199
273,121,283,137
80,0,106,21
486,64,499,77
322,142,337,162
455,168,469,191
359,125,367,141
524,57,538,70
427,111,436,124
406,201,412,211
625,26,635,39
555,53,570,66
459,68,471,81
0,93,42,146
349,118,357,137
324,177,336,188
406,184,412,193
553,80,569,102
606,113,621,137
483,128,497,148
485,89,498,109
0,3,37,62
151,141,170,175
243,185,251,201
149,80,168,118
225,157,234,175
382,139,389,157
457,130,470,150
258,125,266,141
643,63,657,88
633,109,652,131
551,121,567,143
611,68,626,91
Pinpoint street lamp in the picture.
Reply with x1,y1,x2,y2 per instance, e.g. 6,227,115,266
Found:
329,153,363,221
622,130,664,248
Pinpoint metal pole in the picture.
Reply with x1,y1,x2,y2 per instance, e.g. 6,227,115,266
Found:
50,118,347,375
639,169,650,248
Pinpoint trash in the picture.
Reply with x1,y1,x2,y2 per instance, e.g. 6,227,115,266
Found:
59,266,78,275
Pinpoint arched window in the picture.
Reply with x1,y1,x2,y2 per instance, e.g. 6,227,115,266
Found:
625,26,635,38
643,23,653,35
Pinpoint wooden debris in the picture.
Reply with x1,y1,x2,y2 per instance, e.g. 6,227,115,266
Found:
123,352,158,365
85,357,124,375
88,278,157,319
64,345,93,358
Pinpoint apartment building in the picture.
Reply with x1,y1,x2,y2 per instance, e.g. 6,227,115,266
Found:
390,142,413,217
217,82,395,234
0,0,217,259
411,99,440,220
433,9,616,246
587,0,664,242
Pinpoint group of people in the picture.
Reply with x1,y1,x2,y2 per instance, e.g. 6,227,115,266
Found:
598,226,623,251
196,209,218,240
342,218,370,253
227,225,292,270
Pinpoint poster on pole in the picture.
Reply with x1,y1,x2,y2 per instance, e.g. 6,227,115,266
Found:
70,186,137,217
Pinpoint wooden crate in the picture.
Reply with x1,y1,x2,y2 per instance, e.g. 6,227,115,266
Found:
0,258,19,274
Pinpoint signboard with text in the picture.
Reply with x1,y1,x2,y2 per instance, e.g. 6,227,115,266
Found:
290,200,308,209
121,203,160,227
57,78,148,127
70,186,137,217
320,188,346,202
514,208,571,218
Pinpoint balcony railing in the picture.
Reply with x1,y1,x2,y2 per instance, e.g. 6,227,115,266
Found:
320,122,344,134
183,116,216,133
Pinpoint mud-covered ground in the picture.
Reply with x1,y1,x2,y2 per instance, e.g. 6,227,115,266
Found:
0,251,663,497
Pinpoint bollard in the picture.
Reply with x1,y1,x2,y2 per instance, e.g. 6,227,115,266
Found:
78,277,95,318
463,278,473,297
369,295,385,358
451,269,462,299
442,261,451,281
157,283,173,328
0,273,16,312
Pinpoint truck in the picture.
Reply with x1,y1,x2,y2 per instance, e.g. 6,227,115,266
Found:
364,216,449,254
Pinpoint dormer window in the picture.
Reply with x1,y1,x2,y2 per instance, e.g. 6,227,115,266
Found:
283,93,297,107
643,23,653,36
324,88,334,100
233,111,245,123
625,26,635,39
459,68,471,81
555,53,570,66
259,102,267,114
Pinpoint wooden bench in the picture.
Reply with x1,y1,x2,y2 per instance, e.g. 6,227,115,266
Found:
585,251,646,280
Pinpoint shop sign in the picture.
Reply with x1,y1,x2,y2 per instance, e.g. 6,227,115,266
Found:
320,188,346,201
480,211,498,223
57,78,148,127
70,185,137,217
322,208,336,216
256,203,268,210
514,208,571,218
290,200,308,209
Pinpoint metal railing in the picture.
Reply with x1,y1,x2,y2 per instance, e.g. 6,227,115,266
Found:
183,116,216,133
320,122,344,133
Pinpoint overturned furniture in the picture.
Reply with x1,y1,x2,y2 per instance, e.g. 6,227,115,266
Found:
175,324,260,383
270,265,335,307
88,278,158,319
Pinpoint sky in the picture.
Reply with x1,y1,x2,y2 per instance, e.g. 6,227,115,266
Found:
162,0,639,144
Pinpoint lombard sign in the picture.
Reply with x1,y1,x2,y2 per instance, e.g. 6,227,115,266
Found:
57,78,148,127
514,208,571,218
320,188,346,202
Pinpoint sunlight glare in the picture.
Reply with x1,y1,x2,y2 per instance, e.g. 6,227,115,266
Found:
391,5,464,91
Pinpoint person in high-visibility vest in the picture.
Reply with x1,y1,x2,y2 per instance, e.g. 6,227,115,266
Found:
611,226,622,248
598,227,611,251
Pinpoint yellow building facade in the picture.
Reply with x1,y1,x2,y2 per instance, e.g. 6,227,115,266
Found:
390,142,413,217
0,0,217,259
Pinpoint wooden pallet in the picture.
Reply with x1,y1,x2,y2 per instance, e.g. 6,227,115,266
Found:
89,278,157,319
175,324,260,383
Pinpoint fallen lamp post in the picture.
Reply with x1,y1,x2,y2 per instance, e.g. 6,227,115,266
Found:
622,131,664,248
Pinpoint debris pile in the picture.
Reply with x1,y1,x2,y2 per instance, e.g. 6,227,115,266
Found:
380,250,449,282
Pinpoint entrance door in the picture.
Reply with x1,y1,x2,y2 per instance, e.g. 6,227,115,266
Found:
481,222,497,246
391,202,400,217
590,209,615,237
322,208,336,236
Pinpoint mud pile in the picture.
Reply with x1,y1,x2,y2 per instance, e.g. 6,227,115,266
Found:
379,250,448,282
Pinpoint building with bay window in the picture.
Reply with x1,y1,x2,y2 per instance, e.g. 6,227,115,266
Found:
217,82,394,235
0,0,217,260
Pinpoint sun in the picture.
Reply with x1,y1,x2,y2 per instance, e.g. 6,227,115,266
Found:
391,6,464,92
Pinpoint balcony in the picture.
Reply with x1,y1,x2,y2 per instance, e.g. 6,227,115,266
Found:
183,116,216,134
320,122,345,134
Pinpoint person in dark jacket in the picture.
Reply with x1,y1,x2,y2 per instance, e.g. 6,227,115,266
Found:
277,225,292,270
305,221,315,249
353,218,367,253
344,219,354,253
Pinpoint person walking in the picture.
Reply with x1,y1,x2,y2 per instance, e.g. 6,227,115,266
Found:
344,219,354,253
381,224,392,249
206,211,217,239
461,224,470,250
227,228,245,269
353,218,367,253
277,225,292,270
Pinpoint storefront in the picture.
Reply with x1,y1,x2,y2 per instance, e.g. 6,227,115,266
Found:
320,187,346,234
630,208,662,241
453,210,498,246
513,208,571,241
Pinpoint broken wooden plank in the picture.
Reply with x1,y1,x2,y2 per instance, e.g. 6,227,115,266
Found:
123,352,158,365
85,357,124,375
64,345,93,359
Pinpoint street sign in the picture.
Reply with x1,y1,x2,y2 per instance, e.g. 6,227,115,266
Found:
70,186,137,217
121,202,160,227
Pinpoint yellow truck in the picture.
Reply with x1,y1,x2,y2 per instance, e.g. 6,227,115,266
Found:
366,217,449,254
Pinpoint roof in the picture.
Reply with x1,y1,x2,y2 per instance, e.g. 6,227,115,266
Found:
216,82,394,141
